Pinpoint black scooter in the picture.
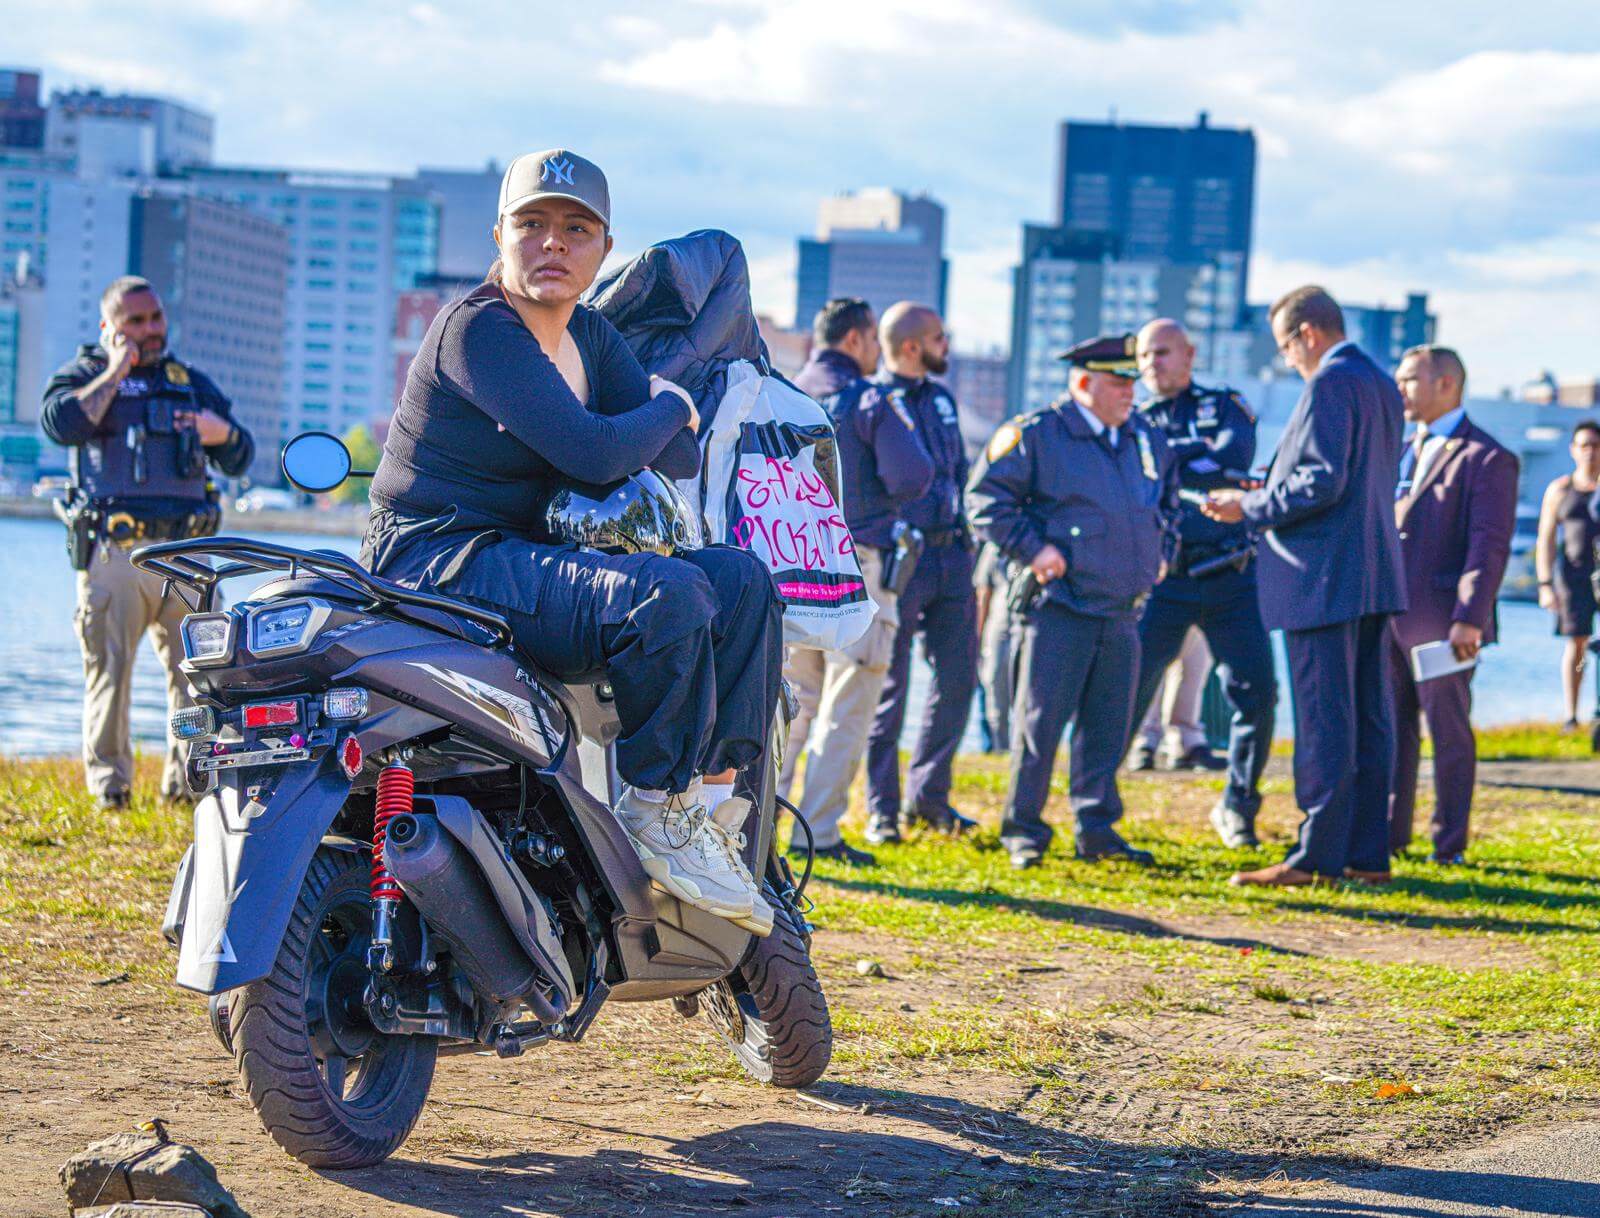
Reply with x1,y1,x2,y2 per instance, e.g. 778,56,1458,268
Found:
133,434,830,1170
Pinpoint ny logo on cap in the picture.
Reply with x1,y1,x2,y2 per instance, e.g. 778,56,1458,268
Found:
541,157,575,186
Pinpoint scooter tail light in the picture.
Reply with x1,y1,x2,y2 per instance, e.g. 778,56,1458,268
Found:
339,736,363,779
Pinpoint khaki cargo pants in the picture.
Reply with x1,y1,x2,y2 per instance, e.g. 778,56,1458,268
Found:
778,548,900,849
74,541,194,801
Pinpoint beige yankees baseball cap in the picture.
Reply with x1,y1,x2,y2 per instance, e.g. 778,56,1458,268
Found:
498,149,610,228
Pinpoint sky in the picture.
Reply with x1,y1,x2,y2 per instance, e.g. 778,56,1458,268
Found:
13,0,1600,394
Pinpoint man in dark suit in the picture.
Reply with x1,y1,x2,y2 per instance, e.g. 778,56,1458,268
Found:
1204,285,1407,887
1388,346,1517,864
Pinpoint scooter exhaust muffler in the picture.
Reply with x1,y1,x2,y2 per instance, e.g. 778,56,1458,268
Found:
384,810,564,1022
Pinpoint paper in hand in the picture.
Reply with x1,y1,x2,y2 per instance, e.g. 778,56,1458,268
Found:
1410,639,1478,683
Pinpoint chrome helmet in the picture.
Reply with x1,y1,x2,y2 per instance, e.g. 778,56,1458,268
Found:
543,469,704,556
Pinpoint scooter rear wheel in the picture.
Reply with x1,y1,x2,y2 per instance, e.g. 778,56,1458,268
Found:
229,846,437,1169
705,890,831,1087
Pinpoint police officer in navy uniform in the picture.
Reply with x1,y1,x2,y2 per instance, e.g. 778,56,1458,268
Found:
1127,318,1277,847
863,301,979,843
41,276,255,808
967,335,1179,869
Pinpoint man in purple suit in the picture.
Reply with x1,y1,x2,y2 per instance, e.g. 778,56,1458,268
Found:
1389,346,1517,865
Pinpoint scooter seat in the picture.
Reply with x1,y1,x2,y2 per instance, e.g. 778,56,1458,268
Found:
252,572,611,688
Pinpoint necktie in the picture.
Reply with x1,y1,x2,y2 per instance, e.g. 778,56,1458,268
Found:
1412,423,1429,467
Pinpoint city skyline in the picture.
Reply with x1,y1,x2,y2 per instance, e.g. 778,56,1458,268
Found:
6,1,1599,394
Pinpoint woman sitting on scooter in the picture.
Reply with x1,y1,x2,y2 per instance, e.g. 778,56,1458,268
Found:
360,149,781,934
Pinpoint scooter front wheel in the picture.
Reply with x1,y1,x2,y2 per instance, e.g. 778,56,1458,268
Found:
230,847,437,1169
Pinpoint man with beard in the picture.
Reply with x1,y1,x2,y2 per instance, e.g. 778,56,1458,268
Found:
863,302,980,844
41,276,255,808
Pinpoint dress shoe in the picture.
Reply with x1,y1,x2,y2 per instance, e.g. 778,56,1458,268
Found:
1209,800,1259,848
863,813,902,846
908,805,977,835
1125,742,1156,772
1431,852,1466,867
808,840,877,867
1170,745,1228,772
1230,862,1317,887
1343,867,1392,886
1008,842,1044,870
1075,832,1154,865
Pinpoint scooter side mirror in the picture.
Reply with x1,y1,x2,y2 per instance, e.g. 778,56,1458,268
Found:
282,432,361,493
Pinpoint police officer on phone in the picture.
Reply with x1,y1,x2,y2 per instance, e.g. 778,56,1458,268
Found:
967,334,1179,869
40,275,255,808
1127,318,1276,847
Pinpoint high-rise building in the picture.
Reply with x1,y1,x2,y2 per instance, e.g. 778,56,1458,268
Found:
0,157,56,283
47,89,213,174
0,69,46,151
0,258,46,476
414,165,500,280
182,166,420,439
1055,112,1255,294
39,176,137,373
794,188,948,331
129,193,290,480
1008,114,1257,414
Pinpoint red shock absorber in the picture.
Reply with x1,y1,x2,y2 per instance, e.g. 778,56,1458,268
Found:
371,763,412,902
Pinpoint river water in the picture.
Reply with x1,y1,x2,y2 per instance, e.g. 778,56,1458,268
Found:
0,515,1578,759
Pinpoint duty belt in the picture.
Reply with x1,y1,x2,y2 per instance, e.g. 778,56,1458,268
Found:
101,506,220,548
921,526,966,547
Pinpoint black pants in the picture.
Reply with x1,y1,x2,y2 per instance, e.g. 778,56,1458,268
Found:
1003,602,1138,852
363,512,783,795
867,540,979,820
1282,614,1394,875
503,546,783,793
1131,566,1276,816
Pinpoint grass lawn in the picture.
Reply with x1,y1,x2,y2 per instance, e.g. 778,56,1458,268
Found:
1,736,1598,1214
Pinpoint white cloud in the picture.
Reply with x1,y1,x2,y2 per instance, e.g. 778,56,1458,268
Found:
7,0,1600,387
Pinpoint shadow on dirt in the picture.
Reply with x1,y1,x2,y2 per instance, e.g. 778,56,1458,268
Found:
329,1081,1600,1217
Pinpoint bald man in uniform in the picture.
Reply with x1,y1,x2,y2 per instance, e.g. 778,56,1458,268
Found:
863,303,979,843
1128,318,1276,847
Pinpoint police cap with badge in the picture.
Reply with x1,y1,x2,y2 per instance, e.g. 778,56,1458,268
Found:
1058,333,1139,378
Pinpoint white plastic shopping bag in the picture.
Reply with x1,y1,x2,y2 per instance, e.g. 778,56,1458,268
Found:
686,361,875,651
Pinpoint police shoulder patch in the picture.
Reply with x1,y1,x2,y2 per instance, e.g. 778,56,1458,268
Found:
987,422,1024,461
164,360,190,386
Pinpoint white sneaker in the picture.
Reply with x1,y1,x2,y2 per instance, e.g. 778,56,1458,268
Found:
615,785,756,919
706,796,774,938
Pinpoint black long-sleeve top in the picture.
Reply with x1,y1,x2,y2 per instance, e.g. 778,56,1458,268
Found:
370,284,699,531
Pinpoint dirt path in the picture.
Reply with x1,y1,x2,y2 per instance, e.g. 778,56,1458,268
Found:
0,911,1577,1218
0,970,1196,1218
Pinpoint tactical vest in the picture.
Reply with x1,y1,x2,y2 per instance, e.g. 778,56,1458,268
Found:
75,358,209,506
